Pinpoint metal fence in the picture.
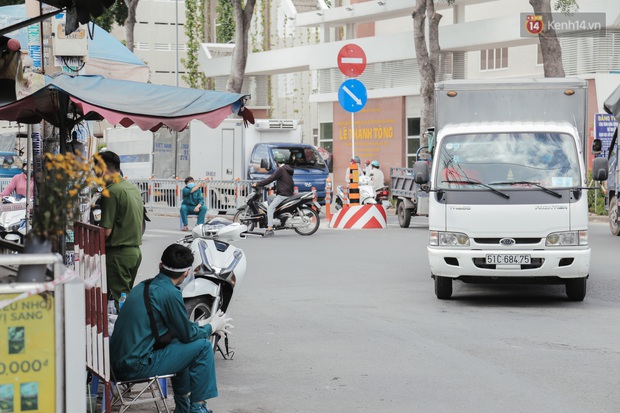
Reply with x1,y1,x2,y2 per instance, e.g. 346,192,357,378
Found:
0,177,258,217
128,178,256,215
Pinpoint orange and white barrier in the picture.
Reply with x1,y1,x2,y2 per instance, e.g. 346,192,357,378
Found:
329,204,387,229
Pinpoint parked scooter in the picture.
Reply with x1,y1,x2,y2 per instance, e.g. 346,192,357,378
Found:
0,195,29,243
177,218,247,357
233,185,321,236
374,186,391,209
334,175,378,211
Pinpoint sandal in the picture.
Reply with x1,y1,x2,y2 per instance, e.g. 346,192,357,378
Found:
181,226,189,231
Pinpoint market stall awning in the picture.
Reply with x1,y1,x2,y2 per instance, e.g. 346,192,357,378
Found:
0,74,252,132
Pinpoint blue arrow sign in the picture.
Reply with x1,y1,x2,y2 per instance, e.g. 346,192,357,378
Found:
338,79,367,113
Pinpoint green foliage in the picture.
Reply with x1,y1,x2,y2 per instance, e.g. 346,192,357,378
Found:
94,0,128,31
216,0,235,43
0,0,21,6
587,171,606,215
182,0,206,88
554,0,579,14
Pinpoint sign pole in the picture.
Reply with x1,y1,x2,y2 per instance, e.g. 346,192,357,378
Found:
351,112,355,160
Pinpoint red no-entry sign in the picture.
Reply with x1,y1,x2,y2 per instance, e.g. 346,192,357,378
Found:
337,44,367,77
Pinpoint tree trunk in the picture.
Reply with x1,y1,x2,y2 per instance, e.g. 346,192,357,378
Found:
227,0,256,93
124,0,140,53
530,0,565,77
412,0,442,155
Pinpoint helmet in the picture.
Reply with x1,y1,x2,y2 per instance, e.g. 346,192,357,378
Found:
365,159,371,165
351,156,360,164
371,160,379,168
274,152,286,164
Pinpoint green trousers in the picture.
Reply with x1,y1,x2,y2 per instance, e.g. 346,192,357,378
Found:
114,339,217,413
106,246,142,301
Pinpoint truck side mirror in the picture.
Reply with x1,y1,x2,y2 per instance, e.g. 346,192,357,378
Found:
413,160,429,184
592,157,609,182
424,128,435,155
260,158,270,170
592,138,602,154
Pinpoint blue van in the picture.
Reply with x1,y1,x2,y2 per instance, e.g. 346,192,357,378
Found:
247,143,329,204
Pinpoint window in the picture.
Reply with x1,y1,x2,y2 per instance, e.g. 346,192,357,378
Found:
249,146,270,172
480,48,508,71
406,118,421,168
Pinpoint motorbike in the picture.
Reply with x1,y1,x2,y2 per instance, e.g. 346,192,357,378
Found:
89,190,150,234
233,185,321,236
178,218,248,357
334,175,378,211
0,195,29,243
374,185,391,209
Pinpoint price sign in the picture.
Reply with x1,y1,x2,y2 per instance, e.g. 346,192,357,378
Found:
0,294,56,412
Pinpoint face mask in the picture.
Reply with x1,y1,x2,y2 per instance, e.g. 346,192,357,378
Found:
187,182,195,189
179,268,195,291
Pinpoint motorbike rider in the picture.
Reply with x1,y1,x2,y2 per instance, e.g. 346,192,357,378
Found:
252,152,294,237
1,160,34,199
367,160,385,191
344,156,363,185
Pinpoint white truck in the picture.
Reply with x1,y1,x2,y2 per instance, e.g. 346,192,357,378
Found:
190,118,330,212
413,78,606,301
188,118,301,181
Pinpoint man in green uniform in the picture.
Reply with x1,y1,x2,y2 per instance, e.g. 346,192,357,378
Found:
110,243,232,413
97,151,144,301
180,176,207,231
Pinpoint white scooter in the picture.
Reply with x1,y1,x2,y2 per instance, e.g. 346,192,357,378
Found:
0,196,29,243
334,174,378,211
177,218,248,358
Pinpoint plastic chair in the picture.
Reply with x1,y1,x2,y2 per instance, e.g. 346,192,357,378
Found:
110,371,175,413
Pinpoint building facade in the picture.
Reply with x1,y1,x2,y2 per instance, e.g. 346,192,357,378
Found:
198,0,620,187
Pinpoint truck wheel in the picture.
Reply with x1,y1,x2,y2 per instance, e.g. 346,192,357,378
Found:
565,277,587,301
434,275,453,299
397,201,411,228
609,197,620,236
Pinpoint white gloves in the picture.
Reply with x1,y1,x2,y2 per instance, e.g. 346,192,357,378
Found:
199,310,234,338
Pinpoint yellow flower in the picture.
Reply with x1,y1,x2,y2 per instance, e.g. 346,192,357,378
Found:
31,151,113,241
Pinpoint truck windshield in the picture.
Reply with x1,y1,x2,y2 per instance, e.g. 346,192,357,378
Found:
435,132,581,190
272,146,327,170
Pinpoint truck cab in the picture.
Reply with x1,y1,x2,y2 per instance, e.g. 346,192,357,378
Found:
247,143,329,204
415,78,604,301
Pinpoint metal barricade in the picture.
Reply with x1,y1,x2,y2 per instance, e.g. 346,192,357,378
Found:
74,222,112,413
128,178,255,216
